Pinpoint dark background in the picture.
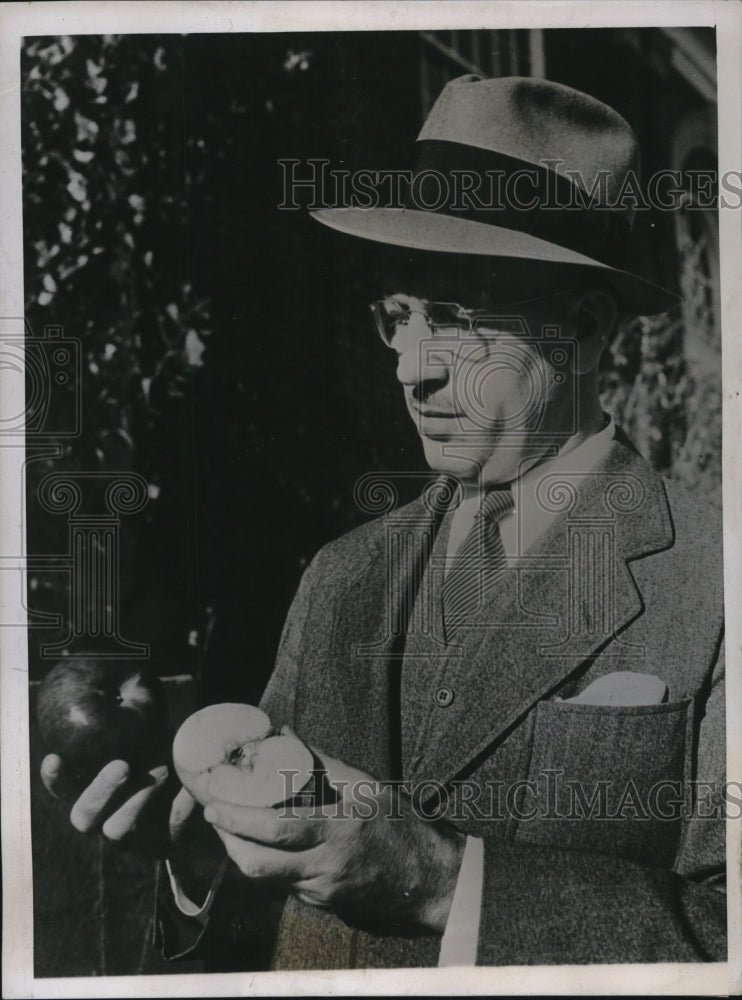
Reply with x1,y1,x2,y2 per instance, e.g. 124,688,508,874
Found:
22,27,721,975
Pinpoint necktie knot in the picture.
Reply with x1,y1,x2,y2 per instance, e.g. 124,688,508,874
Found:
477,487,514,524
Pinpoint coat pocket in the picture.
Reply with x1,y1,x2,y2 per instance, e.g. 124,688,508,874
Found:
513,697,693,868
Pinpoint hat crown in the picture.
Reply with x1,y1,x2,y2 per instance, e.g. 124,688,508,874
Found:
310,75,679,316
418,75,640,203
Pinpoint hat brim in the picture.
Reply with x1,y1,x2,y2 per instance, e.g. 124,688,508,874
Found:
311,207,680,318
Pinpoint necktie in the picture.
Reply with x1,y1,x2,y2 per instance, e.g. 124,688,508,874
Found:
441,487,514,638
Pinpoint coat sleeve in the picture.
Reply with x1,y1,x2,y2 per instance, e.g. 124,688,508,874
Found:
474,642,727,965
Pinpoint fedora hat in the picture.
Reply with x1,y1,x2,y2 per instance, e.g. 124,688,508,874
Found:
311,75,679,316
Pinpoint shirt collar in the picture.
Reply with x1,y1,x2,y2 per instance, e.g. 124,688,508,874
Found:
445,415,617,561
515,414,616,506
505,414,617,557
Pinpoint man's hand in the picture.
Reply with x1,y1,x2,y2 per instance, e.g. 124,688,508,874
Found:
40,753,173,850
39,753,222,890
203,748,466,935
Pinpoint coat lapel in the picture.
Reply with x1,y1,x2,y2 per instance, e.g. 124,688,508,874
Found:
407,440,675,789
318,486,443,778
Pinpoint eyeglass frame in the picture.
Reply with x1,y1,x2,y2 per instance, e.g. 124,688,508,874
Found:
369,288,580,349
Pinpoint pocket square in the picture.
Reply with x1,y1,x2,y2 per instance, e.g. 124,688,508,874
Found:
561,671,668,707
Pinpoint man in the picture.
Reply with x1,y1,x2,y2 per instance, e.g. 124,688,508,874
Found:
41,75,726,969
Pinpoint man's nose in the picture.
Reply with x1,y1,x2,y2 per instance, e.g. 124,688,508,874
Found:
393,318,453,388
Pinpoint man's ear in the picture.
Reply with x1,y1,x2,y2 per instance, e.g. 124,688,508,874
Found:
571,291,617,374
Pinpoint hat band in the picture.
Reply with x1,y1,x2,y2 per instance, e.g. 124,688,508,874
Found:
403,140,631,269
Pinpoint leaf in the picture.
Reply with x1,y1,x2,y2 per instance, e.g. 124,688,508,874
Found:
74,111,99,142
184,330,206,367
120,119,136,144
52,87,70,111
66,172,87,202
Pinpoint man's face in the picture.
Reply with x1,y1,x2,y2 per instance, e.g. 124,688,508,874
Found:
378,268,585,486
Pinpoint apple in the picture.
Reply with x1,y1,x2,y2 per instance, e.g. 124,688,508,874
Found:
36,659,169,790
172,703,315,808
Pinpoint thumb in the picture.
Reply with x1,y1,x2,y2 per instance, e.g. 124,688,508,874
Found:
278,726,373,793
169,785,197,842
40,753,79,801
310,748,373,789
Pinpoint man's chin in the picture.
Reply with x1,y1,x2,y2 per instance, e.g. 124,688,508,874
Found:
419,436,486,481
419,434,531,487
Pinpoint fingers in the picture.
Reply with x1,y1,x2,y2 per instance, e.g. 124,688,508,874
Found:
101,765,169,842
69,760,131,833
40,754,78,801
214,827,308,882
204,802,322,850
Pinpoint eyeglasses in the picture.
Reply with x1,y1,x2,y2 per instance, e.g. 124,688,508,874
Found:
369,289,578,349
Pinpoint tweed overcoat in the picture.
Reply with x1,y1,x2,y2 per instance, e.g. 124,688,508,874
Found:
161,432,727,969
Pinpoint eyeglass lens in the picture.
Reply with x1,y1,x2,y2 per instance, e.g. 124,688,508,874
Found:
371,300,529,346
